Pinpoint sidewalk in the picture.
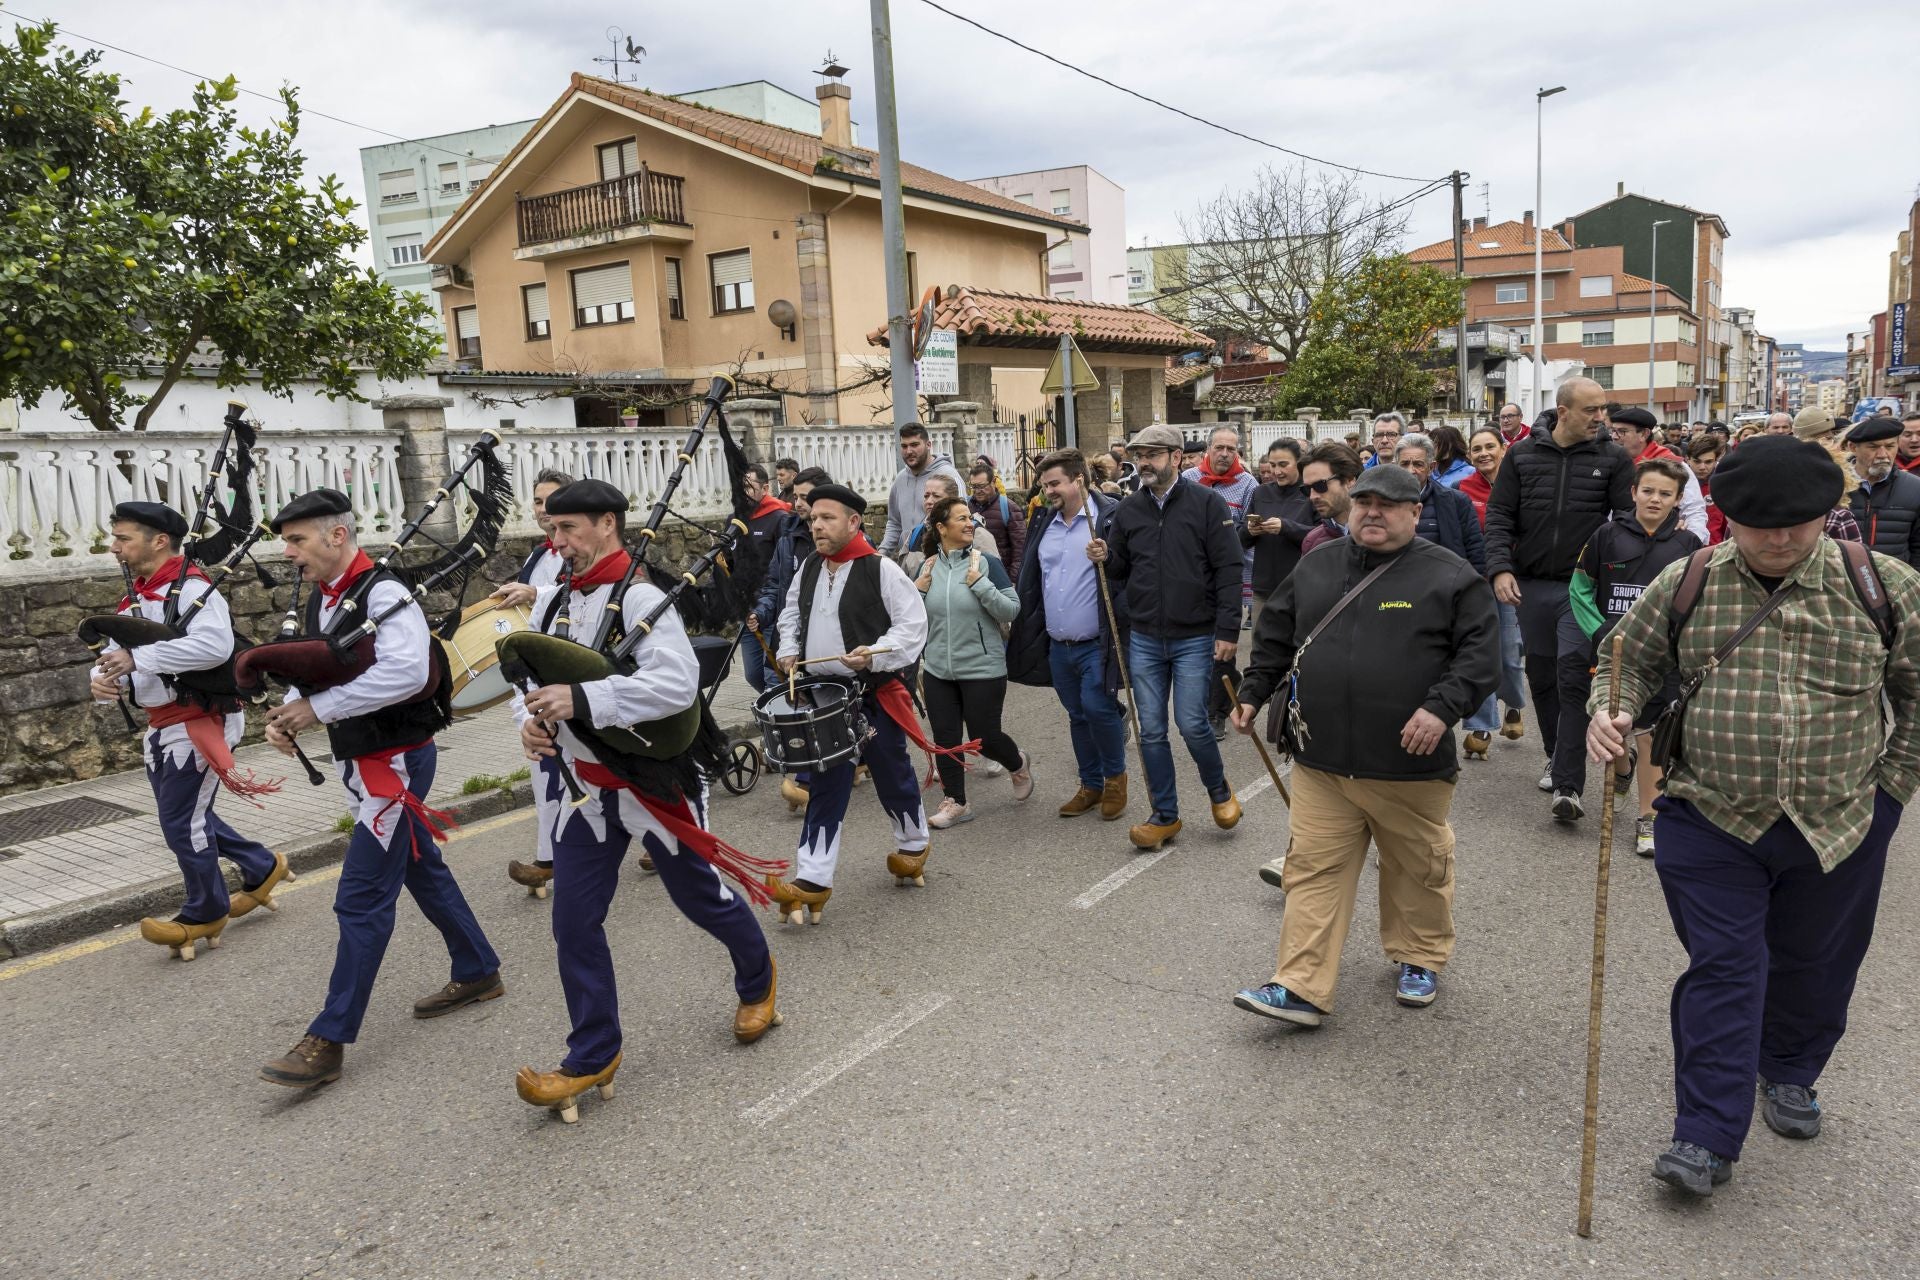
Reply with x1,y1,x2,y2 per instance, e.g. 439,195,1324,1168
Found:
0,672,763,957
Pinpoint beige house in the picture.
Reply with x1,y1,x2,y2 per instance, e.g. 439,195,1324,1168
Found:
423,73,1084,426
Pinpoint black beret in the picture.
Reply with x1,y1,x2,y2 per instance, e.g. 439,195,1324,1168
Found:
269,488,352,533
1710,436,1843,529
111,500,187,540
804,483,867,516
1845,416,1900,444
1609,406,1659,431
542,479,630,516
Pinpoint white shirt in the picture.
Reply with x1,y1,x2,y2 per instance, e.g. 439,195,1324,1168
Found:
1678,471,1709,543
776,552,926,678
525,545,563,590
290,572,432,724
91,573,242,763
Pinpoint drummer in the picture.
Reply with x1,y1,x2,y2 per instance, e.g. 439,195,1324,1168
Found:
770,484,933,923
497,468,573,897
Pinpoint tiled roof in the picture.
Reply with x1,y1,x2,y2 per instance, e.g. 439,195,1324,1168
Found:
866,286,1213,354
1165,363,1211,387
1408,220,1571,263
1197,379,1282,408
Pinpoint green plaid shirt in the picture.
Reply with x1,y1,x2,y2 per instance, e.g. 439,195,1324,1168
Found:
1589,538,1920,870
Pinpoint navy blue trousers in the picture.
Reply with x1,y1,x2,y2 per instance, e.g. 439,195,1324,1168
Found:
148,738,277,923
308,744,500,1044
552,786,771,1075
795,705,927,888
1654,792,1896,1160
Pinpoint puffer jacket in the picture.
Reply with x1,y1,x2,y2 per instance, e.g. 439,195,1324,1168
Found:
1483,426,1634,581
1848,469,1920,566
920,547,1019,681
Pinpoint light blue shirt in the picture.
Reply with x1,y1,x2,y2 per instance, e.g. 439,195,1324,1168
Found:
1039,504,1101,642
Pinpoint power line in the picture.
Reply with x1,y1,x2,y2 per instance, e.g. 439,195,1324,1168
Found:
914,0,1442,186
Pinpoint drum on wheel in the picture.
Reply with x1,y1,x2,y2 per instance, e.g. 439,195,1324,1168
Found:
443,597,533,714
753,677,868,773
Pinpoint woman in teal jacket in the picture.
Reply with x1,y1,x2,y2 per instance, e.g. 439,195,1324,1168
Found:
914,497,1033,827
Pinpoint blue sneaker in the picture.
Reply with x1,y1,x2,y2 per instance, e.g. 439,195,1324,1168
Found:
1232,983,1324,1027
1394,964,1438,1007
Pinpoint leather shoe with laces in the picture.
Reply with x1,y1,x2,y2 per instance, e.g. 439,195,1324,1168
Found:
260,1034,342,1090
412,971,505,1019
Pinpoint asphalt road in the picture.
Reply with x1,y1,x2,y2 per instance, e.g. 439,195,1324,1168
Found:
2,685,1916,1279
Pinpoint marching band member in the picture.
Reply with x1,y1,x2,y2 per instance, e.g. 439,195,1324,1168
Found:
513,479,782,1124
258,488,502,1091
89,501,287,961
771,484,935,923
497,468,576,898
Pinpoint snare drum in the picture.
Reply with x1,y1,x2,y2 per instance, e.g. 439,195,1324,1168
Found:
753,677,869,773
442,597,534,714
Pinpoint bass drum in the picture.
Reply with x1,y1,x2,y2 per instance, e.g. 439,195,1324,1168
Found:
443,597,533,715
754,677,868,773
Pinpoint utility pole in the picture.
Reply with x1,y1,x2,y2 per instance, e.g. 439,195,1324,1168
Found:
1534,86,1566,419
1452,170,1470,419
870,0,916,428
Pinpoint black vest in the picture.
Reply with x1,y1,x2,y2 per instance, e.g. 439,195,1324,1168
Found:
149,565,248,714
795,553,910,695
305,567,451,760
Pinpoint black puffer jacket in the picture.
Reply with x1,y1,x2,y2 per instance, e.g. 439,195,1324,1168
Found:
1239,537,1499,783
1483,425,1634,581
1847,470,1920,566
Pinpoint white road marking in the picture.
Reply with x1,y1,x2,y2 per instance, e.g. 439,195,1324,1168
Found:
741,993,952,1125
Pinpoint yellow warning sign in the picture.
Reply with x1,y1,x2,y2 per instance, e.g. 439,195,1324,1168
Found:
1040,338,1100,395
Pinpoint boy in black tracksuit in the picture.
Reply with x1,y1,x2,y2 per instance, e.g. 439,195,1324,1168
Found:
1570,456,1701,853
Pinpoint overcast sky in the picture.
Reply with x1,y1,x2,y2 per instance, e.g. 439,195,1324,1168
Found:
26,0,1920,351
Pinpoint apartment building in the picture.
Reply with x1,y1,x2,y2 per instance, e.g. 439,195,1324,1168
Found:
360,120,538,295
965,165,1126,302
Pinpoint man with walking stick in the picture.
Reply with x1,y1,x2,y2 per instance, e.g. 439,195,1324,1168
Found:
1586,434,1920,1198
1227,464,1498,1024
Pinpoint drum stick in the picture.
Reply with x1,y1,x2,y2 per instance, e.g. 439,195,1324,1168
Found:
1220,674,1289,808
1576,632,1625,1239
1095,560,1147,768
794,647,896,667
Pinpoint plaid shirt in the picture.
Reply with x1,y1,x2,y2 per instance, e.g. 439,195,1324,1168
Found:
1589,537,1920,870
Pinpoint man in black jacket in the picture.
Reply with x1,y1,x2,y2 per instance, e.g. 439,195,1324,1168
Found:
1394,433,1486,572
1087,424,1245,851
1843,416,1920,566
1483,376,1634,815
1229,464,1498,1025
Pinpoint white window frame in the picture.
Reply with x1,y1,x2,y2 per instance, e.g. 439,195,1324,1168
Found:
1579,275,1612,298
437,162,461,196
1495,282,1527,304
467,160,496,191
388,234,423,267
1581,320,1613,347
378,169,417,205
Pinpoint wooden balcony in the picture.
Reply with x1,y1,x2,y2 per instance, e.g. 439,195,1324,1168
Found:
514,169,690,258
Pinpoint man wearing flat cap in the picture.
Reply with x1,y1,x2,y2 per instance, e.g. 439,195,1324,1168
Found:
1229,463,1498,1024
1843,415,1920,565
1587,434,1920,1198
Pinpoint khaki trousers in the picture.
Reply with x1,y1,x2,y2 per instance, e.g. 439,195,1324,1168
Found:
1272,764,1458,1011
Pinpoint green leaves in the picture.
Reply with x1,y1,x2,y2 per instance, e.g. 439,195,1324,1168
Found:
1276,257,1464,417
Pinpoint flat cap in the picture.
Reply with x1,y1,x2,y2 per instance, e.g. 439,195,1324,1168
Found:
111,500,187,540
269,488,352,533
1710,436,1843,529
543,478,630,516
1792,405,1837,439
1609,406,1659,431
1845,415,1900,444
1348,464,1424,503
1124,423,1185,453
804,483,867,516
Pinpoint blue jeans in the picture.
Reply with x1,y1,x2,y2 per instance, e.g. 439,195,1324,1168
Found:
741,628,780,692
1128,633,1229,822
1049,638,1126,790
1464,602,1529,732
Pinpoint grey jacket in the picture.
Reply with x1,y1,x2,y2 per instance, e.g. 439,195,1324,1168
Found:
879,452,962,556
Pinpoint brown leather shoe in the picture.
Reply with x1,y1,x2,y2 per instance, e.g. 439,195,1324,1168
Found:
412,971,505,1019
1129,818,1181,851
260,1034,342,1090
1058,786,1101,817
515,1052,621,1124
734,957,784,1044
229,852,291,919
1212,795,1243,830
1099,775,1128,821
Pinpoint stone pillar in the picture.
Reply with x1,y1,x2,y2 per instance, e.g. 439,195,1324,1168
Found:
1297,406,1322,444
375,395,456,544
727,398,781,465
794,211,840,425
1121,366,1163,438
930,400,982,468
1225,405,1255,454
1072,366,1123,457
957,360,995,408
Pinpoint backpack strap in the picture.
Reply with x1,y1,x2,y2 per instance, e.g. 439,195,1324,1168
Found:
1836,538,1897,649
997,493,1011,524
1665,547,1715,659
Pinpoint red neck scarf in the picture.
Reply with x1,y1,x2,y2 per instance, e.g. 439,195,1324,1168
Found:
571,549,632,591
1195,457,1248,488
824,532,877,564
538,538,556,553
320,549,376,606
750,494,792,521
120,556,206,610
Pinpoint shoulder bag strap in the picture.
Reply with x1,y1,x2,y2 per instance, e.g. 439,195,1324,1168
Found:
1837,538,1896,648
1680,577,1796,700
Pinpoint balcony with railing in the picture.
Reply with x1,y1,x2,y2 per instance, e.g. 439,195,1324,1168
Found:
514,168,691,259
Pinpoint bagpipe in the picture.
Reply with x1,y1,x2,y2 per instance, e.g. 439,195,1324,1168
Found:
494,374,768,805
232,429,514,778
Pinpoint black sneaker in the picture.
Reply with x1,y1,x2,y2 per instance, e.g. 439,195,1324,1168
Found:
1652,1141,1732,1196
1551,789,1584,822
1209,712,1228,742
1760,1078,1822,1139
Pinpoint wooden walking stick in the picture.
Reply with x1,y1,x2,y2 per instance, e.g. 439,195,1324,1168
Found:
1095,559,1147,768
1220,673,1290,807
1576,632,1626,1239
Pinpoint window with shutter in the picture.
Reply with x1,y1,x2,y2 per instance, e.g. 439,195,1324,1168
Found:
467,160,496,190
665,258,684,320
453,306,480,359
378,169,417,204
437,162,460,195
710,250,754,314
572,262,635,327
597,139,639,181
523,283,550,340
388,233,423,267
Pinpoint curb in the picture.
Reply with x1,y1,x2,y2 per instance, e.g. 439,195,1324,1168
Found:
0,780,538,961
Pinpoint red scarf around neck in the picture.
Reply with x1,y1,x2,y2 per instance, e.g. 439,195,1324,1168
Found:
320,549,376,606
120,555,207,610
824,532,877,564
750,494,792,521
1195,457,1249,488
571,548,633,591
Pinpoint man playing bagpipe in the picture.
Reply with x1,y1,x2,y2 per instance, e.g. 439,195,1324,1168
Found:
512,479,783,1124
87,500,288,961
772,484,946,924
257,488,502,1091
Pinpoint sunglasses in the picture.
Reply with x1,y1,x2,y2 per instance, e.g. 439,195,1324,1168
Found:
1307,479,1337,494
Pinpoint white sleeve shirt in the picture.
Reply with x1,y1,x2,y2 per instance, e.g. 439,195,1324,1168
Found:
774,553,926,677
303,576,432,724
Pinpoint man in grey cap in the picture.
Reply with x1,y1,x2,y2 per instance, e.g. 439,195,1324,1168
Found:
1229,462,1498,1023
1843,415,1920,566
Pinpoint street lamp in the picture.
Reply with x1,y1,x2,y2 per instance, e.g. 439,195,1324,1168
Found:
1648,219,1671,413
1533,85,1565,418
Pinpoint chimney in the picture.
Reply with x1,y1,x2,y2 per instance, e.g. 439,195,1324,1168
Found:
1617,181,1625,197
1473,216,1487,231
1523,210,1533,228
816,82,853,149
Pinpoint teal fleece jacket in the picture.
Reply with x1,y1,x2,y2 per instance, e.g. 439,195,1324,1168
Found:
920,546,1019,681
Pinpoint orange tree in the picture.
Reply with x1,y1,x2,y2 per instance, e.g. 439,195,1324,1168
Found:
1276,255,1463,417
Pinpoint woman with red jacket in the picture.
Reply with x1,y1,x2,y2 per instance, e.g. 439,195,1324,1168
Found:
1458,425,1527,753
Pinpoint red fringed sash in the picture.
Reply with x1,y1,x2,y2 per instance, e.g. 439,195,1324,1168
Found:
574,761,786,905
353,740,457,859
145,703,283,805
